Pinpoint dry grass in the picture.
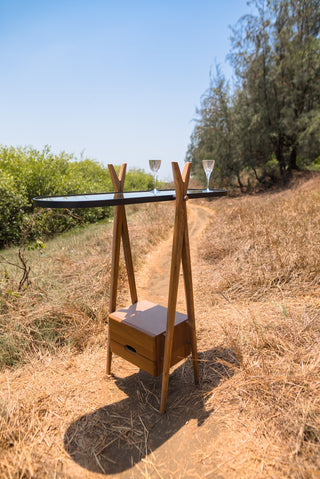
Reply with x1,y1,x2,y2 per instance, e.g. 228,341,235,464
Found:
0,203,174,368
199,176,320,300
195,301,320,478
0,174,319,478
189,172,320,477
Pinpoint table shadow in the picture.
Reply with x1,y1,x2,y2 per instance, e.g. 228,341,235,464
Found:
64,347,238,475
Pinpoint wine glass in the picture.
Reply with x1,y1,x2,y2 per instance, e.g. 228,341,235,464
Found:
149,159,161,194
202,159,215,192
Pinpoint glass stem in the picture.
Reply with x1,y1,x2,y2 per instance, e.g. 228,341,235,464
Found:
206,173,210,191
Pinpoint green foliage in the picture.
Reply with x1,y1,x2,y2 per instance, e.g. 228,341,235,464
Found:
0,145,153,247
187,0,320,189
308,156,320,170
0,170,28,245
26,239,45,252
125,168,154,191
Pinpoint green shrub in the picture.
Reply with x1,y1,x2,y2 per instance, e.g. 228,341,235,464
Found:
0,145,155,246
0,170,27,246
125,168,154,191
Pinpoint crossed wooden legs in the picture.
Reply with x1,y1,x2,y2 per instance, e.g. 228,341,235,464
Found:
106,162,199,413
106,164,137,375
160,162,199,412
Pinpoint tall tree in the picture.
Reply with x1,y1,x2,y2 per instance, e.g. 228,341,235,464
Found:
188,0,320,188
186,67,246,190
230,0,320,180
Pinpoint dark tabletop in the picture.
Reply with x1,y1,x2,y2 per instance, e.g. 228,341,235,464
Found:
33,189,227,209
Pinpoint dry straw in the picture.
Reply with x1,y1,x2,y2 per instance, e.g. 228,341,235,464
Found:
0,174,319,478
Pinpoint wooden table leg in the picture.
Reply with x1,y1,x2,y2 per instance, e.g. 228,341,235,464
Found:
160,162,198,413
106,164,138,374
106,161,198,411
106,202,123,374
160,191,186,412
182,218,199,384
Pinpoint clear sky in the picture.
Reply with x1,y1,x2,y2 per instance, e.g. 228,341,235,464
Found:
0,0,251,181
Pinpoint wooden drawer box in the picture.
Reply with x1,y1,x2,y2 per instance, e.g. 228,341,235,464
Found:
109,300,192,376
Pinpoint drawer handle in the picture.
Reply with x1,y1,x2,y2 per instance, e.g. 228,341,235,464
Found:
125,345,136,354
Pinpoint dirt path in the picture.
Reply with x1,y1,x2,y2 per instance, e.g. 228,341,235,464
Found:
1,201,223,479
3,180,319,478
61,201,221,478
64,201,220,479
136,201,215,310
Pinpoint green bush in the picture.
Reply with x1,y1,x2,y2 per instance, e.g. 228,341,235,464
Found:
125,168,154,191
0,145,154,247
0,170,27,246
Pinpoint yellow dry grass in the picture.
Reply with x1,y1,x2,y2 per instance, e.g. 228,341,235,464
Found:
0,174,319,478
0,204,174,366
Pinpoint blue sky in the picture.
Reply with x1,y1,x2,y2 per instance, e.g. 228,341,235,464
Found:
0,0,251,180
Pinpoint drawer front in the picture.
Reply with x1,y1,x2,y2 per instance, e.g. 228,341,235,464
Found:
110,340,157,376
109,317,156,361
157,320,192,370
109,318,192,377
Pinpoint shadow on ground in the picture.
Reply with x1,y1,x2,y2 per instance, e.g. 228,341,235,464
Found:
64,348,238,475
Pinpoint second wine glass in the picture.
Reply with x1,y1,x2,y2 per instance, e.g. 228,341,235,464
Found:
149,159,161,194
202,159,215,192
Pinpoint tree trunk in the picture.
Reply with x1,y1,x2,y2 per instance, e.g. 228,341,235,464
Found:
289,146,299,171
274,133,289,184
236,171,245,192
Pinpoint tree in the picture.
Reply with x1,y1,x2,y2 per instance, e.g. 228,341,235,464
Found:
187,0,320,188
186,67,247,190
